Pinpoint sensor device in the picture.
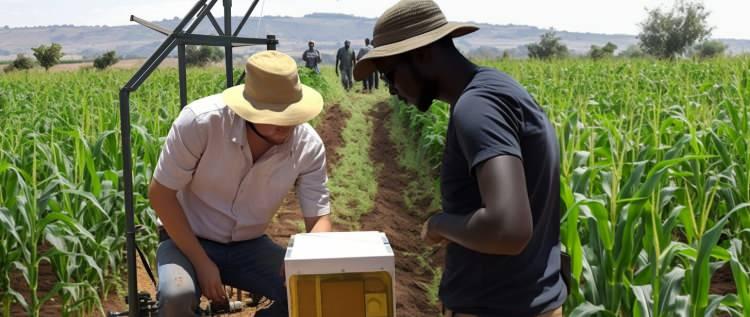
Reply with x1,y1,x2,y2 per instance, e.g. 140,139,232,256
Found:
285,231,396,317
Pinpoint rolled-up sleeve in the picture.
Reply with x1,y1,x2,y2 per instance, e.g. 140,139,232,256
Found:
153,108,206,190
296,135,331,218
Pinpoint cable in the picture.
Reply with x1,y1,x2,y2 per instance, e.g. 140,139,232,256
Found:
256,0,266,37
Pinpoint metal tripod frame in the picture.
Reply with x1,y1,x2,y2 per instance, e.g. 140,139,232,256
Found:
118,1,277,315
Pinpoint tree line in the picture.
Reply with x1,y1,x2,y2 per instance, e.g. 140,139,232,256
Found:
4,44,223,73
3,0,736,72
525,0,727,60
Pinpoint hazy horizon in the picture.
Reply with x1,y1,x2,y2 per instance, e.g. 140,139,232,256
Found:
1,0,749,40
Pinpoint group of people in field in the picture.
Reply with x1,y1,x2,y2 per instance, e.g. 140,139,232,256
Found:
151,1,566,316
301,38,380,93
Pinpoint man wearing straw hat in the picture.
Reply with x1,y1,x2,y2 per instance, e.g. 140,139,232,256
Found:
354,1,566,316
149,50,332,317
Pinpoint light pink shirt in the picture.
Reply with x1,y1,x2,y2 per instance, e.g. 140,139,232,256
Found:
153,94,330,243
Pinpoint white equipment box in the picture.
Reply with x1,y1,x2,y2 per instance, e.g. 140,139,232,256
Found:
284,231,396,317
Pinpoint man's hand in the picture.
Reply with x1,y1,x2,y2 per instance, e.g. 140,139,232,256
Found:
195,258,227,304
335,68,339,77
421,215,445,245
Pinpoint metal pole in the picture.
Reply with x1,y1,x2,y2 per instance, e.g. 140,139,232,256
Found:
131,15,171,36
178,43,188,108
234,0,260,37
206,11,224,35
177,33,275,46
119,4,209,317
224,0,234,88
236,35,277,85
190,0,219,34
267,34,276,50
119,88,138,317
124,0,207,90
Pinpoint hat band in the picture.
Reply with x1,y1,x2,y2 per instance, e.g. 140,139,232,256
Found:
242,90,302,112
373,16,447,47
242,77,303,106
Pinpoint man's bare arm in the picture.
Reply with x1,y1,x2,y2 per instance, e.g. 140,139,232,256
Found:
148,180,226,302
303,214,333,233
425,156,533,255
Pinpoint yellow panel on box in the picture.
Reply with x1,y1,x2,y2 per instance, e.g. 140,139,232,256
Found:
284,232,396,317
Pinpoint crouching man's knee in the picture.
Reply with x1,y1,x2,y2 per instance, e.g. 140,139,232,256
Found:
158,282,199,316
157,263,200,317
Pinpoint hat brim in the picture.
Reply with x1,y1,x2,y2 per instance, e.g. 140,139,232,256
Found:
353,22,478,81
222,83,324,126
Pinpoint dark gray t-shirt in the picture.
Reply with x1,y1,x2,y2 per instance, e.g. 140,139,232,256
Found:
439,67,566,316
336,47,355,70
302,49,321,68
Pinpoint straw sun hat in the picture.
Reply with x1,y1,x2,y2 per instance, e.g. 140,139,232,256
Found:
353,0,479,81
223,50,323,126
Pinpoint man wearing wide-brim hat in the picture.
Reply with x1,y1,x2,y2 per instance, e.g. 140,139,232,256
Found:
355,1,566,316
149,50,332,317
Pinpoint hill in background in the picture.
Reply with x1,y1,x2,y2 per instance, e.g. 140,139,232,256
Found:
2,12,749,62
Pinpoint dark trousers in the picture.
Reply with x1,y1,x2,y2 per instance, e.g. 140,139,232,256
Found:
362,72,377,91
156,236,288,317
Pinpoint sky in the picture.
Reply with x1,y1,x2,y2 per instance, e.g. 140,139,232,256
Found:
1,0,749,39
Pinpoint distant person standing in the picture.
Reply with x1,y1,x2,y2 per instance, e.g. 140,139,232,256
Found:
302,40,322,73
335,40,356,91
357,38,375,93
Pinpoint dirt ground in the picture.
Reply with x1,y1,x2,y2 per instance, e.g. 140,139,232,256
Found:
9,250,63,316
710,263,737,295
359,102,442,317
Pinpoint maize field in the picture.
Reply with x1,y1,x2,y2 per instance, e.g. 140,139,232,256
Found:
1,57,750,316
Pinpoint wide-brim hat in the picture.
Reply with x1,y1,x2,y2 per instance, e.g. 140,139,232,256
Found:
353,0,478,81
223,50,323,126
